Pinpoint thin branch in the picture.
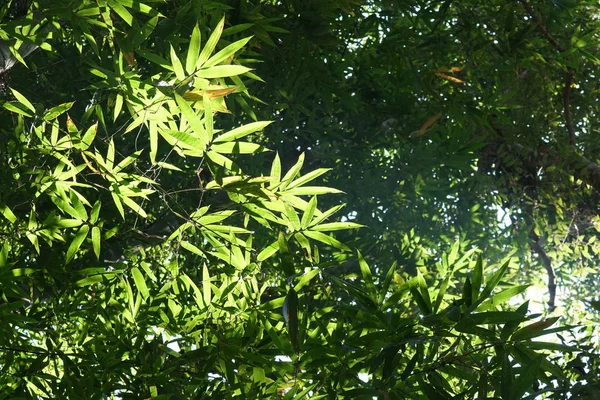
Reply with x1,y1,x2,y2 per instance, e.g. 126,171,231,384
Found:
564,67,575,146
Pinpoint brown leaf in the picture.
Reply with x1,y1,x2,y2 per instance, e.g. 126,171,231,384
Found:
414,113,442,137
434,71,465,84
123,52,135,67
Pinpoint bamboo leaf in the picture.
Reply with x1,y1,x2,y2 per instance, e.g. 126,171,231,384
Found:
214,121,272,143
186,24,201,74
198,17,225,68
66,225,90,263
197,65,251,79
131,267,149,299
204,36,252,68
170,45,186,81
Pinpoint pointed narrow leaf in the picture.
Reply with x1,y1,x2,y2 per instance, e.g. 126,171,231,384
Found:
257,241,279,261
91,226,101,259
510,356,542,400
186,24,201,74
44,102,75,121
433,274,451,313
0,204,17,223
511,317,560,341
300,196,317,229
170,45,186,80
197,65,250,79
66,225,90,263
214,121,272,143
281,153,305,189
175,93,209,146
304,230,350,251
198,17,225,68
287,168,331,190
202,264,211,305
269,152,281,188
310,222,364,232
472,256,483,301
358,251,376,297
131,267,149,299
204,36,252,68
11,89,35,113
480,260,510,300
283,287,299,353
294,269,320,291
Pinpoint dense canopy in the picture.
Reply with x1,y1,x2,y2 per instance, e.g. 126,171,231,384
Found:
0,0,599,398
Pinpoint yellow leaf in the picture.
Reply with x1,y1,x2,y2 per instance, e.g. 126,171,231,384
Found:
183,87,237,101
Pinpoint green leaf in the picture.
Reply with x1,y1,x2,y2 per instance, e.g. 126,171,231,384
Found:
170,45,186,81
479,285,530,309
3,101,33,117
357,251,377,297
202,264,211,305
91,226,101,260
472,256,483,302
10,88,35,113
108,0,133,25
294,232,312,260
160,128,206,152
433,274,451,313
284,186,343,196
131,267,149,299
257,241,279,261
197,65,252,79
511,317,560,341
269,152,282,188
136,49,173,71
283,287,299,353
287,168,331,189
0,204,17,224
456,311,526,326
379,262,397,305
198,17,225,68
210,141,266,154
300,196,317,229
214,121,278,144
328,274,378,311
66,225,90,263
416,271,432,313
510,356,542,400
43,102,75,121
186,24,201,74
310,222,364,232
175,93,210,147
121,196,148,218
284,203,301,231
470,259,510,311
79,123,97,150
204,36,252,68
304,230,350,251
294,269,320,291
281,153,305,189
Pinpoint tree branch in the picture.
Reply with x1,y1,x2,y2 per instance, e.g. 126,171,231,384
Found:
519,0,575,147
530,231,557,312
